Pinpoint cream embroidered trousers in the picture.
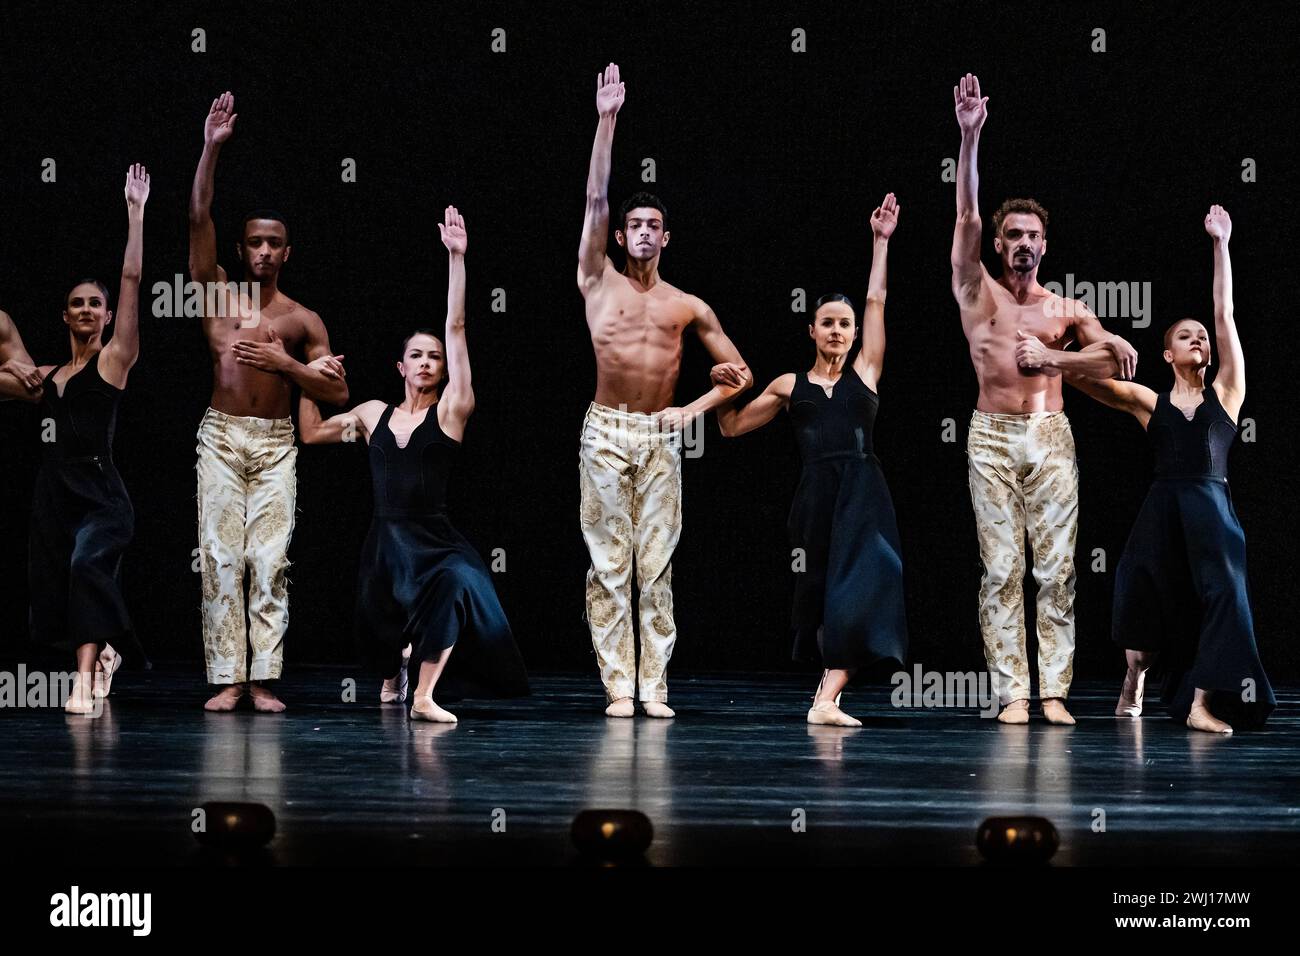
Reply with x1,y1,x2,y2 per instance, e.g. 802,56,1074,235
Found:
579,402,683,703
967,410,1078,704
196,408,297,684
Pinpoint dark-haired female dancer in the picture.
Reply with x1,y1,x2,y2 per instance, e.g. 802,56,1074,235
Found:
1065,206,1274,733
716,193,907,726
299,206,528,722
0,166,150,715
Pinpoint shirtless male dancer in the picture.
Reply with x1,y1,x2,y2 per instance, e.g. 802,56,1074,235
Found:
950,74,1138,725
189,92,349,712
578,63,753,718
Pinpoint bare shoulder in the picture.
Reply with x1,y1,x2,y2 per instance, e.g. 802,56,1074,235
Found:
579,256,619,296
353,399,387,429
772,372,797,396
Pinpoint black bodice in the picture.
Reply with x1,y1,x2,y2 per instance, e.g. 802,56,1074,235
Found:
38,351,122,462
787,365,879,463
367,403,460,516
1149,387,1236,479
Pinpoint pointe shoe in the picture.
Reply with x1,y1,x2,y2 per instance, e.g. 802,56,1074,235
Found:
249,683,286,714
1042,698,1076,725
807,700,862,727
997,700,1030,724
642,700,675,719
410,697,458,723
92,646,122,699
64,681,98,716
1187,706,1232,735
605,697,634,718
204,685,245,712
1116,668,1145,717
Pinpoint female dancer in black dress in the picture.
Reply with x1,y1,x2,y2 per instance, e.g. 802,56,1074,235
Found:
717,193,907,726
299,206,528,722
10,165,150,715
1065,206,1273,733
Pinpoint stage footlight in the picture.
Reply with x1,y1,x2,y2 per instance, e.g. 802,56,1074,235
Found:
976,816,1059,864
571,809,653,858
195,801,276,849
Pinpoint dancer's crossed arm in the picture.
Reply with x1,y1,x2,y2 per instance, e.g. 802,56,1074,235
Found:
0,310,42,401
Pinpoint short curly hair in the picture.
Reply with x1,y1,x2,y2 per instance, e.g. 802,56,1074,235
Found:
992,198,1049,237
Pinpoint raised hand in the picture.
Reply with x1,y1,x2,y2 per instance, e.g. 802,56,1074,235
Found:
596,62,625,117
437,205,467,255
953,73,989,133
204,91,238,145
124,163,150,210
1205,204,1232,241
871,192,900,240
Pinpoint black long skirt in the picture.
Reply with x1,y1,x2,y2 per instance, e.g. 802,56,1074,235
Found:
28,458,143,661
788,454,908,676
354,514,529,701
1113,477,1274,728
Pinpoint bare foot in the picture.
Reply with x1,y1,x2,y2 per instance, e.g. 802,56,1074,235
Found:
92,645,122,699
1116,668,1145,717
1042,698,1076,725
997,699,1029,724
249,683,286,714
1187,705,1232,735
64,674,98,716
204,684,245,712
807,701,862,727
410,697,457,723
642,701,675,719
605,697,634,718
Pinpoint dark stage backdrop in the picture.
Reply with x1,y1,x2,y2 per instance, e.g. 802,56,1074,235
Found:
1,2,1296,683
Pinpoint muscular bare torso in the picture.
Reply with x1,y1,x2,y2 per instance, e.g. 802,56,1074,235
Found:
959,268,1080,413
205,278,312,418
584,261,698,413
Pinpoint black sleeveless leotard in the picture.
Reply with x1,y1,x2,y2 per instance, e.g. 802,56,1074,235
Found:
353,403,528,700
785,365,907,674
1112,386,1274,727
29,351,142,660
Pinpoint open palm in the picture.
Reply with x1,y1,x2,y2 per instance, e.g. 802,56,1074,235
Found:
438,205,467,254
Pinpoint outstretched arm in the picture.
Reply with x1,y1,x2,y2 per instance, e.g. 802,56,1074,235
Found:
298,394,385,445
189,92,236,286
1062,369,1158,427
717,374,795,437
854,192,899,389
102,164,149,386
577,63,624,295
0,309,43,400
1204,205,1244,417
950,74,988,303
438,205,474,431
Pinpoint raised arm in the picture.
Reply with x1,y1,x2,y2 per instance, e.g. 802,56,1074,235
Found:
0,309,44,400
717,374,796,437
188,92,236,286
101,164,149,387
950,74,988,302
577,64,624,295
1204,205,1244,417
853,192,899,389
298,394,385,445
438,205,474,430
